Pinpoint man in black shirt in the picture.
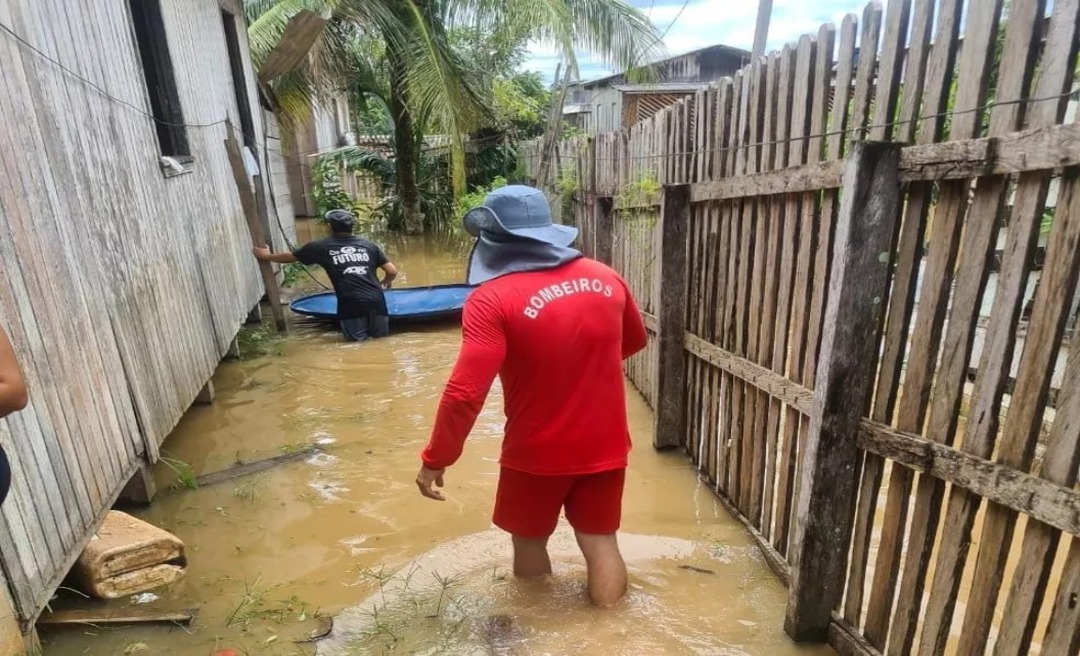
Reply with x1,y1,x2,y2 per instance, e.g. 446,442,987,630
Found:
254,209,398,341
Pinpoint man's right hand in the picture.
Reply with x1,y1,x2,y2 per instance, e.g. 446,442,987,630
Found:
416,465,446,501
252,245,271,261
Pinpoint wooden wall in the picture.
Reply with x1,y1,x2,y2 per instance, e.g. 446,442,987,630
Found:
0,0,285,623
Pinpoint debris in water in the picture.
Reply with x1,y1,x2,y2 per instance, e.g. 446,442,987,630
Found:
38,607,196,626
73,511,186,599
678,565,715,575
294,616,334,644
195,446,321,487
307,452,338,467
130,593,159,605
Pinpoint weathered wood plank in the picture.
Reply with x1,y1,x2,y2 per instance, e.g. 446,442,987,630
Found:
775,35,817,557
39,607,196,626
785,141,901,642
1041,538,1080,656
845,0,953,629
996,184,1080,654
855,422,1080,538
653,184,691,450
889,2,1036,650
864,0,976,644
920,2,1080,650
683,335,812,415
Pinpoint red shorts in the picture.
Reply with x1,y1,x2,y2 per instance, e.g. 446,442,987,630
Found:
492,467,626,539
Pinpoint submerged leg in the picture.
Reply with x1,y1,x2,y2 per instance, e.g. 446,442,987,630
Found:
511,535,552,577
574,531,627,607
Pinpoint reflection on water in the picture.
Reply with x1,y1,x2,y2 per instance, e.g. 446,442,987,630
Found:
40,231,830,656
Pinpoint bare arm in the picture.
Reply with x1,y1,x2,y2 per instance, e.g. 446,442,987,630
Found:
252,245,298,264
381,261,398,289
0,326,28,417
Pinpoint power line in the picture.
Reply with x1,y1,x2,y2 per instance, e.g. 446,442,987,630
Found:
0,19,228,130
659,0,693,41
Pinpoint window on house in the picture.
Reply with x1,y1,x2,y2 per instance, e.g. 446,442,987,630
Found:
128,0,190,159
221,9,256,150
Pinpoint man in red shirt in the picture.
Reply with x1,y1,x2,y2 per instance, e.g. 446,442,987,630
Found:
416,185,647,607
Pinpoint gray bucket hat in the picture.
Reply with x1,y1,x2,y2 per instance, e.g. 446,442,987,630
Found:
463,185,578,247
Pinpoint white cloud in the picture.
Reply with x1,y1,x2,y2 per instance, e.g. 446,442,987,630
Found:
521,0,889,82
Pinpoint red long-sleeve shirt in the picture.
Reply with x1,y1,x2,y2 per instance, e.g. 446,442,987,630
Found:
421,258,648,475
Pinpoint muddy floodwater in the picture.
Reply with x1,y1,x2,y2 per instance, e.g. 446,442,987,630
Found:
42,229,829,656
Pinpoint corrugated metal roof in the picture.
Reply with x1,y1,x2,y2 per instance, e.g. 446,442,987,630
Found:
613,82,709,93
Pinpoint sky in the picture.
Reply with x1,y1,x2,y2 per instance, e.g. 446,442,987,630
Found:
522,0,887,83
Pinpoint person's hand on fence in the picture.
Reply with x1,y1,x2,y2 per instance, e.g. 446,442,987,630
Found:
252,245,271,261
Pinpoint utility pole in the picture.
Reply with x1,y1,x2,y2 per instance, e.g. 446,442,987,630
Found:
752,0,773,59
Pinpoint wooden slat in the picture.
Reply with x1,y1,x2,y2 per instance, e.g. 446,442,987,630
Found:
920,2,1080,651
845,0,947,629
862,0,968,645
889,1,1040,651
774,36,817,556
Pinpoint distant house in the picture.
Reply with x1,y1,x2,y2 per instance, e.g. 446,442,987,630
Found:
280,92,356,217
0,0,292,642
563,44,751,134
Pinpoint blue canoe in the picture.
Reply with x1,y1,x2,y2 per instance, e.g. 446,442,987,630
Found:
289,284,474,323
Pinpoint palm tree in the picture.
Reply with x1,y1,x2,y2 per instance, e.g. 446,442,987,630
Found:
246,0,663,233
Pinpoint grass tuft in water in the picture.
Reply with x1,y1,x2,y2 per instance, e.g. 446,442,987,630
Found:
235,326,285,361
160,452,197,490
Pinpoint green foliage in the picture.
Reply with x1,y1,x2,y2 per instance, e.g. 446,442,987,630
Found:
311,157,362,218
555,168,579,199
615,172,661,209
492,75,550,138
281,262,317,288
561,121,587,140
160,453,197,491
236,326,285,361
457,175,508,214
247,0,664,230
321,141,458,232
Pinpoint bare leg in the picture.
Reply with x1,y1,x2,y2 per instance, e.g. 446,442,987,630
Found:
511,535,552,577
575,531,627,607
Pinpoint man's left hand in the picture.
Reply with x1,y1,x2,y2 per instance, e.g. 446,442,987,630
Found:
252,245,271,261
416,466,446,501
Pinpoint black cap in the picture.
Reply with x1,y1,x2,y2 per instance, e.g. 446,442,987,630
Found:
325,209,355,232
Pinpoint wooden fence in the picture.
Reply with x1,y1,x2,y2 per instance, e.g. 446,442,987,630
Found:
523,1,1080,654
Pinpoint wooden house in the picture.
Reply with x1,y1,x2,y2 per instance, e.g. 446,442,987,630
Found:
0,0,293,640
562,44,750,134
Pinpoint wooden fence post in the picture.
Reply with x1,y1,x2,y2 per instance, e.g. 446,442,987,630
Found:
595,197,614,266
784,142,901,641
653,183,691,450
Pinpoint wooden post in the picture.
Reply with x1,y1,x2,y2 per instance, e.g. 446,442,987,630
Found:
224,121,287,332
117,462,158,506
653,184,691,450
784,142,901,641
595,197,614,266
194,380,216,405
587,136,597,248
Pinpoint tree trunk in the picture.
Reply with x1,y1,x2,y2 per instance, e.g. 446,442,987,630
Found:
387,44,423,234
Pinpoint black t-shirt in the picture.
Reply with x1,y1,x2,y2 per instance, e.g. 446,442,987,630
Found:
293,236,389,318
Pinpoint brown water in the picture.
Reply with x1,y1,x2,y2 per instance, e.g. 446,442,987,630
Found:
40,229,829,656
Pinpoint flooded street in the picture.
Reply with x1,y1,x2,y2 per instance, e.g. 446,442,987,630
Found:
41,229,828,656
